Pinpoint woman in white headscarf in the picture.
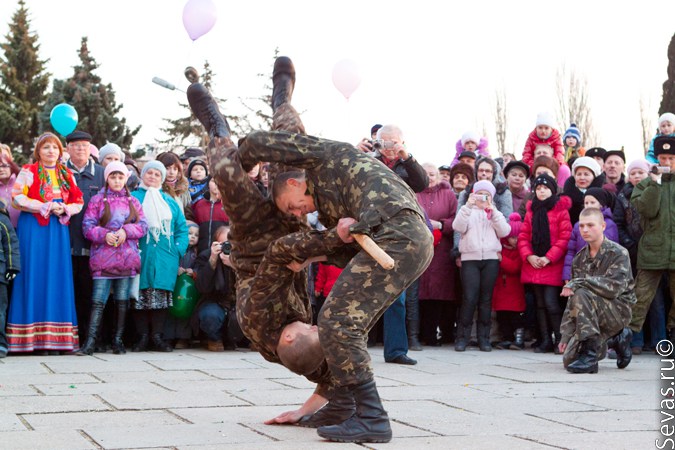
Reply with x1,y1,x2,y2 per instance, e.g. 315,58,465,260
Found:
130,160,189,352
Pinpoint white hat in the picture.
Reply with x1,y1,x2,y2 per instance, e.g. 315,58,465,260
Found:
536,111,557,129
659,112,675,126
572,156,601,177
461,131,481,148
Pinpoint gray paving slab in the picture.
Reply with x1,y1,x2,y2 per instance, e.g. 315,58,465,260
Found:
0,347,661,449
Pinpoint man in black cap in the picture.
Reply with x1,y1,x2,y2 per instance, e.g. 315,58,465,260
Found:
630,136,675,349
458,150,477,167
602,149,626,192
585,147,606,168
65,130,105,346
438,165,452,184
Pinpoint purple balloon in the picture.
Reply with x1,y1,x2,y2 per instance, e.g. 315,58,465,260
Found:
182,0,217,41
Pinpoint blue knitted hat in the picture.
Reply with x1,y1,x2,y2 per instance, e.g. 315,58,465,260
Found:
563,123,581,143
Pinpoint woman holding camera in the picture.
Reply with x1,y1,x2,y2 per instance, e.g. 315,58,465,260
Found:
130,161,189,352
452,180,511,352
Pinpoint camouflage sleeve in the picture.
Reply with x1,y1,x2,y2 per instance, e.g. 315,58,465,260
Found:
566,248,632,301
267,228,349,265
238,130,327,172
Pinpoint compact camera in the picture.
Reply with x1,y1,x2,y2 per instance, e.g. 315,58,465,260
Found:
652,165,672,174
220,241,232,255
474,194,489,202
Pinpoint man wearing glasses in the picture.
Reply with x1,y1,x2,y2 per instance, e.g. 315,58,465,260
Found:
65,131,105,345
371,125,429,362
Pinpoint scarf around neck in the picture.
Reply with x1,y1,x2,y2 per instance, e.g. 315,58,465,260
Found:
140,182,172,243
531,195,558,257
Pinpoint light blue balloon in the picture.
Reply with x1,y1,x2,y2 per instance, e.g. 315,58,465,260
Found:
49,103,78,136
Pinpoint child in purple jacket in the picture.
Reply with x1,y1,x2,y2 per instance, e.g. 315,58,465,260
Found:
79,161,148,355
562,187,619,283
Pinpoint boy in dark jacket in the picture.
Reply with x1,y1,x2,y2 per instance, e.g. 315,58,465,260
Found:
0,200,20,357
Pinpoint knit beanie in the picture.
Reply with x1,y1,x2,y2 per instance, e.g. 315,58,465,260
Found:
186,220,199,230
585,187,613,209
536,111,556,129
450,162,475,185
507,212,522,238
99,142,125,163
141,160,167,182
659,112,675,126
563,123,581,143
572,156,601,177
532,155,560,178
461,131,481,148
472,180,496,198
627,159,651,175
104,161,129,182
187,159,209,178
532,173,557,193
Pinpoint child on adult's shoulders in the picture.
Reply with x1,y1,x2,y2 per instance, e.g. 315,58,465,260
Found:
646,112,675,164
522,112,565,168
533,144,570,187
451,131,489,166
562,123,586,162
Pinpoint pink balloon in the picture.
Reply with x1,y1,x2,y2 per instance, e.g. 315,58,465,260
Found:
182,0,217,41
332,59,361,100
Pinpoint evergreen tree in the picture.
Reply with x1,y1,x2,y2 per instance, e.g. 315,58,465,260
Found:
0,0,50,160
40,37,139,149
659,33,675,116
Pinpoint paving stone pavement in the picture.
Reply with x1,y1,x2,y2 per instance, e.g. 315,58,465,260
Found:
0,345,661,449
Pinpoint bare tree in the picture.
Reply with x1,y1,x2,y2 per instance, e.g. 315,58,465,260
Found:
493,87,508,156
639,95,654,156
555,64,600,147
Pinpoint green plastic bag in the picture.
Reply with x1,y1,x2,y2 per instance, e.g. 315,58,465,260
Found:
169,273,200,319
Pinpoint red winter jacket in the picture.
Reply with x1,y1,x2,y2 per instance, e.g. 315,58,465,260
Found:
522,128,565,167
314,263,343,297
518,196,572,286
492,241,525,312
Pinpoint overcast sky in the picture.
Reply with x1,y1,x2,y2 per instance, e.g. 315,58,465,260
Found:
0,0,673,166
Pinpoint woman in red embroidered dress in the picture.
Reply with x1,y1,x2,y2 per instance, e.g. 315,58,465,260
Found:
6,133,83,354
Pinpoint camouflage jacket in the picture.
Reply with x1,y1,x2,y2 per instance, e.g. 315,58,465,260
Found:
238,131,426,236
567,238,636,305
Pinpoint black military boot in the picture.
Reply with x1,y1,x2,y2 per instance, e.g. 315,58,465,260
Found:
317,380,392,443
271,56,295,112
609,328,633,369
186,83,231,140
510,328,525,350
111,301,128,355
298,386,355,428
454,324,468,352
77,302,105,356
151,333,173,352
567,337,600,374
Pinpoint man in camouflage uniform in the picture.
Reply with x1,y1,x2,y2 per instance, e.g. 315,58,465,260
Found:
187,57,343,423
559,207,635,373
236,127,434,443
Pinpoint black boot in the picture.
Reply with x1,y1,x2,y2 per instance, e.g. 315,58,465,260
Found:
534,309,553,353
186,83,231,140
567,337,600,374
454,324,467,352
111,301,128,355
407,319,423,351
477,324,492,352
609,328,633,369
77,302,105,356
271,56,295,112
553,332,562,355
151,333,173,352
510,328,525,350
317,380,392,443
298,387,355,428
132,334,149,352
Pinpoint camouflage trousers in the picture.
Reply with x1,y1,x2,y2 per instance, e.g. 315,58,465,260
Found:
560,288,631,367
630,269,675,332
318,210,433,387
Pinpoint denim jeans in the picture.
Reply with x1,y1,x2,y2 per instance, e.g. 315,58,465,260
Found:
383,291,408,361
92,278,131,304
199,303,226,341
